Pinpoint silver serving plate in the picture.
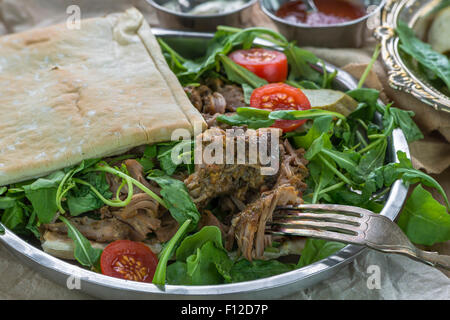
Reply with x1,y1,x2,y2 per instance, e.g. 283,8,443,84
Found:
375,0,450,113
0,29,410,299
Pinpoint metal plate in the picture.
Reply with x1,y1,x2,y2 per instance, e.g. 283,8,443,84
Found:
0,29,410,299
375,0,450,113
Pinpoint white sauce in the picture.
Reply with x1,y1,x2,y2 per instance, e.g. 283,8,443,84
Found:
164,0,247,15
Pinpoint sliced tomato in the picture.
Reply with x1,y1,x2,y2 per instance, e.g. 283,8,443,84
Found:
229,48,288,83
100,240,158,283
250,83,311,132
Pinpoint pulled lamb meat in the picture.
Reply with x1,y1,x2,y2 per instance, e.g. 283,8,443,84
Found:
184,85,226,115
46,216,132,243
184,127,282,209
45,159,178,243
205,78,246,111
228,185,301,260
184,78,245,116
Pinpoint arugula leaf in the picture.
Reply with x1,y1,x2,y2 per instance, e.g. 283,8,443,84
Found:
166,261,192,285
218,54,268,89
59,216,102,269
397,184,450,246
65,172,112,216
185,241,233,285
230,259,295,283
216,113,275,129
147,174,200,231
297,239,346,267
346,88,379,120
153,219,192,285
0,196,17,210
166,226,233,285
396,20,450,90
1,203,24,230
292,116,334,149
23,171,65,224
386,107,423,142
284,43,322,84
175,226,224,261
156,141,195,175
269,108,347,121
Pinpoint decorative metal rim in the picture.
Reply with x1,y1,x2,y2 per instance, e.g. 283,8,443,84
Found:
375,0,450,113
0,29,410,299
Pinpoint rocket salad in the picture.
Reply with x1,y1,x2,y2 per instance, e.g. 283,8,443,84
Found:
0,26,448,286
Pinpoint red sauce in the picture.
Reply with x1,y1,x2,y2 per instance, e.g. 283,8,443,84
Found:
275,0,366,26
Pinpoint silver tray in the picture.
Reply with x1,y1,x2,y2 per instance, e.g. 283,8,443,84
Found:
0,28,410,299
375,0,450,113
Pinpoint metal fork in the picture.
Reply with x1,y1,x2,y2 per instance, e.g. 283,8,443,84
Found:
267,204,450,270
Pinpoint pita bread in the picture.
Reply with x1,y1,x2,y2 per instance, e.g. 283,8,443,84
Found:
0,7,205,186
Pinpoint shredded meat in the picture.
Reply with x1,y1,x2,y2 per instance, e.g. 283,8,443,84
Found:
228,185,302,260
198,210,229,240
184,85,226,115
205,78,246,111
45,216,131,243
184,127,282,209
184,78,245,115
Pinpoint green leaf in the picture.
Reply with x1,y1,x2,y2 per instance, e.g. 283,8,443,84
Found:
59,216,102,268
269,109,346,121
297,239,346,267
397,184,450,246
230,259,295,283
0,196,18,210
292,115,334,149
216,113,274,129
388,107,424,142
357,139,387,176
166,261,192,285
185,241,233,285
346,88,379,120
305,133,332,160
218,54,268,89
153,219,192,285
147,174,201,231
66,172,112,216
397,20,450,90
23,171,65,224
284,43,322,84
1,203,24,230
176,226,224,261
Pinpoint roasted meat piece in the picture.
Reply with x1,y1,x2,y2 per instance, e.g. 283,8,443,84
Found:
229,185,302,260
45,216,131,243
184,127,282,209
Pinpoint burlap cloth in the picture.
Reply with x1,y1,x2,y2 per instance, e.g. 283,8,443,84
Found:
0,0,448,299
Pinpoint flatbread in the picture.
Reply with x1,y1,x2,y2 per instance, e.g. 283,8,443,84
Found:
0,8,206,186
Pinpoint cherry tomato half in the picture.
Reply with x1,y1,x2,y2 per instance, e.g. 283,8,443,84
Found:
250,83,311,132
100,240,158,283
229,48,288,83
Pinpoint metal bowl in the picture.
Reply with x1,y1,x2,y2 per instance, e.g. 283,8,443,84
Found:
146,0,258,32
375,0,450,113
260,0,386,48
0,29,410,300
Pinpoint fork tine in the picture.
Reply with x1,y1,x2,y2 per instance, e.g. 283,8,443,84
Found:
276,204,373,217
273,211,362,226
267,225,363,245
269,218,362,235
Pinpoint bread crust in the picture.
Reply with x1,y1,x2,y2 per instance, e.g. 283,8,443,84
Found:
0,8,205,186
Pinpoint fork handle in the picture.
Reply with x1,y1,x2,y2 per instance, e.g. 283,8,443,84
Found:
414,249,450,271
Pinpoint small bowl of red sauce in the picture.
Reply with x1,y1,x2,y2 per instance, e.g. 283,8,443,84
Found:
260,0,386,48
